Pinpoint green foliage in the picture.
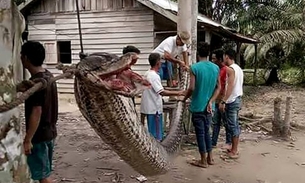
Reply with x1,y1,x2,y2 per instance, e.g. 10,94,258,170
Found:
238,1,305,67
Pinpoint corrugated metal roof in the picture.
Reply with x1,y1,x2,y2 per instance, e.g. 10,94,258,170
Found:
143,0,234,31
137,0,258,43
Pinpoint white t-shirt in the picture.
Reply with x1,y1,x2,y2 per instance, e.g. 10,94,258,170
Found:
140,70,164,114
153,36,187,63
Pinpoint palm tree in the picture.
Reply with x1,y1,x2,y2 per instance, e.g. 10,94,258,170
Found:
235,0,305,67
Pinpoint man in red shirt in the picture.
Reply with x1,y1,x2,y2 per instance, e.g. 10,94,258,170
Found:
211,49,231,149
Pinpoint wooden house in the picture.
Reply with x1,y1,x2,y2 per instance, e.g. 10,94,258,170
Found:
19,0,258,93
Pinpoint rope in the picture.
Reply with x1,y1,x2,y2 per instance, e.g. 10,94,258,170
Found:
0,69,76,113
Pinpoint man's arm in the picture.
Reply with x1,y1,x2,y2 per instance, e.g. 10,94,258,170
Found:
160,89,183,96
209,75,221,103
182,51,189,66
182,70,195,101
164,51,184,65
24,106,42,143
150,77,184,96
222,67,235,103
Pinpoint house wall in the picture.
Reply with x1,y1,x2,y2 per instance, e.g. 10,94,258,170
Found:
26,0,154,93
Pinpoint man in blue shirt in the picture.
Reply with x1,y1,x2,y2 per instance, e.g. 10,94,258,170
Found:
182,42,221,168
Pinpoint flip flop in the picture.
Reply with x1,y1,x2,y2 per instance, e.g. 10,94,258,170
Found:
187,159,208,168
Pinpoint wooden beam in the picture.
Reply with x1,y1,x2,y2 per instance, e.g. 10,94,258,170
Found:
18,0,37,11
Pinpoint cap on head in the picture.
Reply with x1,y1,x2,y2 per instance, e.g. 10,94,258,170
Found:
178,31,191,45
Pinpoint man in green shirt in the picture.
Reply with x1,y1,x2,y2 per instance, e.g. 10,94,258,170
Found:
182,42,221,168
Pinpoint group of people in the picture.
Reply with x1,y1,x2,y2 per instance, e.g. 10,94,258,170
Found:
138,31,244,168
19,30,243,183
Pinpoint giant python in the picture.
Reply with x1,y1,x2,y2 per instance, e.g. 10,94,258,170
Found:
73,52,189,176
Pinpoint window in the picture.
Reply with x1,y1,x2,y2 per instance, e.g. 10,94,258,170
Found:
57,41,72,64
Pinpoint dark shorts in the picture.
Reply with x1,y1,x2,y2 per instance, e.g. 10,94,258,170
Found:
27,140,54,180
158,62,173,80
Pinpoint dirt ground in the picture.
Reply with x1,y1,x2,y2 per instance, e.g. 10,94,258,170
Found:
32,85,305,183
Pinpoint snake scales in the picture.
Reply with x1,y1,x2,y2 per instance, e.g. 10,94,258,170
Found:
73,52,189,176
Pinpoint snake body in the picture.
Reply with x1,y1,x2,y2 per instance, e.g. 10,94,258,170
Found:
73,52,189,176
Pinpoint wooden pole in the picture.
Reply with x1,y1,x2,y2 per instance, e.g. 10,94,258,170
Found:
236,42,241,65
191,0,198,64
178,0,193,134
282,96,292,138
177,0,192,34
75,0,84,54
273,97,282,136
253,44,258,85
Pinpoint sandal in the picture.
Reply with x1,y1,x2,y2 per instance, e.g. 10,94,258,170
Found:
187,159,208,168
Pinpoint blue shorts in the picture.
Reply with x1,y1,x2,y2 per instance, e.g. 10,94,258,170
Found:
158,62,173,80
27,140,54,180
147,113,164,141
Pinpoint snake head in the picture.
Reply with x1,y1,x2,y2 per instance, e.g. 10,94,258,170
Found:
77,52,151,97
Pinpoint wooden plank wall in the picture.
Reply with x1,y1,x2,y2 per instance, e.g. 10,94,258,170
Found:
27,1,154,93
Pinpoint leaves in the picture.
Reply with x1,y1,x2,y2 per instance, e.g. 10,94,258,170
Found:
231,0,305,69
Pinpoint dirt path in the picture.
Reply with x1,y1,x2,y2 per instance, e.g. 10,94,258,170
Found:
47,86,305,183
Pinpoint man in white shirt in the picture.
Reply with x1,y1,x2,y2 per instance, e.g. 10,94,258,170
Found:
140,53,185,141
152,31,190,87
219,49,244,159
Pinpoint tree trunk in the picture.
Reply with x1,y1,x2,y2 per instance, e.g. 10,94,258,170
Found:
266,67,280,86
0,1,32,183
273,97,282,136
282,97,292,139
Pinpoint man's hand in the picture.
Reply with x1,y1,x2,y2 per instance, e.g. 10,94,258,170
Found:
182,65,190,72
179,61,189,72
207,101,213,114
219,103,226,112
16,80,35,92
23,140,33,155
175,90,186,96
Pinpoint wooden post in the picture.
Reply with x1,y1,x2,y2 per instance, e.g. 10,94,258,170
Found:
236,42,241,65
190,0,198,64
0,1,31,182
282,96,292,138
273,97,282,136
177,0,192,34
205,31,211,60
253,44,258,85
